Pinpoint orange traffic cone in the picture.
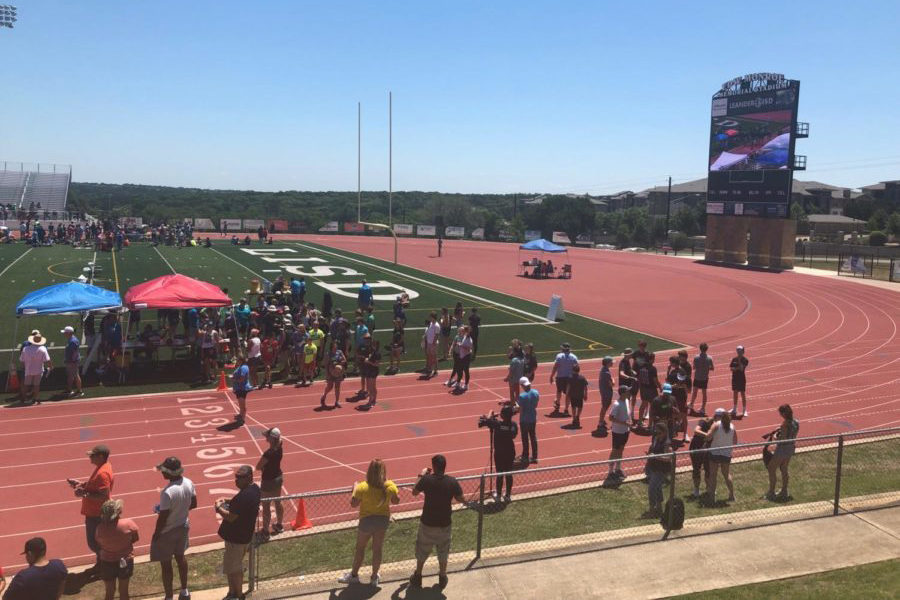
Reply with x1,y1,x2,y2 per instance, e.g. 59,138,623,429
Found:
291,499,312,530
6,370,20,393
216,370,228,391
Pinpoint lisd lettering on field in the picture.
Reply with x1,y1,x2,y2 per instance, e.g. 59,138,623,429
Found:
241,248,419,302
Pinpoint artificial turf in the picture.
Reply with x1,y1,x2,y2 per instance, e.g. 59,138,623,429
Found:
0,240,677,403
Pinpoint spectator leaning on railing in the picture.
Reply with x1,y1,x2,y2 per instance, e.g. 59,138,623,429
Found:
765,404,800,502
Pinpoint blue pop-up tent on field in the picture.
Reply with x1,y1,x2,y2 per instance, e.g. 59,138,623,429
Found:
15,281,122,316
517,238,571,278
519,238,567,253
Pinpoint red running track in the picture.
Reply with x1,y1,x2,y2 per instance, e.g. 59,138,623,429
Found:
1,236,898,573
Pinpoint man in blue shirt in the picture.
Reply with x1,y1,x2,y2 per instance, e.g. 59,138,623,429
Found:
516,377,540,464
357,280,373,309
290,277,306,306
549,342,578,416
61,325,84,397
3,537,67,600
234,299,251,335
232,357,252,424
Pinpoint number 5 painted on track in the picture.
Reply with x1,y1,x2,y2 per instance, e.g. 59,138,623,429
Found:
196,446,248,460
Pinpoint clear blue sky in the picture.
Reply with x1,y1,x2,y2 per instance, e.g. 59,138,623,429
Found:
2,1,898,194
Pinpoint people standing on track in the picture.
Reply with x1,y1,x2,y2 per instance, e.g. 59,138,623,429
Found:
2,537,67,600
320,341,347,409
68,444,114,575
360,337,381,409
503,344,525,403
765,404,800,502
339,459,400,587
438,307,452,361
215,466,260,600
260,330,279,389
667,355,690,441
636,352,661,424
20,330,52,405
594,356,615,435
605,385,631,483
437,236,443,257
232,356,252,425
467,307,481,361
388,318,405,375
409,455,465,591
423,312,441,378
484,406,518,503
446,326,473,392
523,342,537,381
690,343,714,417
151,457,196,600
516,377,539,464
246,329,262,388
61,325,84,398
566,364,589,429
549,342,578,416
256,428,285,536
94,499,139,600
618,348,638,421
706,411,737,505
730,345,749,417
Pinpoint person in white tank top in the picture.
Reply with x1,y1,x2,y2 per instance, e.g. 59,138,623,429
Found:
706,411,737,505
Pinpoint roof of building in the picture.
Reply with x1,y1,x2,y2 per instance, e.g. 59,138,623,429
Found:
860,180,900,191
806,214,866,224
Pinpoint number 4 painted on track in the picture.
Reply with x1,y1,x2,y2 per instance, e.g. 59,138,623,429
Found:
190,433,235,444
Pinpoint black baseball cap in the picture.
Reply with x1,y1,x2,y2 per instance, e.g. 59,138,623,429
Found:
22,537,46,556
156,456,184,477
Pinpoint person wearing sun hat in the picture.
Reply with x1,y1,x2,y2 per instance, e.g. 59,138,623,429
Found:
19,329,52,405
152,456,196,600
256,428,285,536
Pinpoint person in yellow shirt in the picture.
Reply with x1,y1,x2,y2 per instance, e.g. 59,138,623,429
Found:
308,326,325,377
300,341,317,386
338,459,400,587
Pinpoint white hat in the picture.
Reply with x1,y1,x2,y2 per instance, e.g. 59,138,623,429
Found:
736,345,745,352
519,376,531,387
265,427,281,440
61,326,75,334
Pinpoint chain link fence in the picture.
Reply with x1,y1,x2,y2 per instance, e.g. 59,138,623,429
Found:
247,426,899,597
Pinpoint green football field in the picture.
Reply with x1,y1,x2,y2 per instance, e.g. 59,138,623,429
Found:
0,240,677,401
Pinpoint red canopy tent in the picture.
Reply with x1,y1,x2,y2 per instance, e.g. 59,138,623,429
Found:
124,274,231,309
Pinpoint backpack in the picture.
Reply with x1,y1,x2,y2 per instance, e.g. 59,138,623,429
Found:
661,497,685,530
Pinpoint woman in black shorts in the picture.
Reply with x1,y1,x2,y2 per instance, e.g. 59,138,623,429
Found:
689,419,711,499
388,318,405,375
256,427,284,535
523,342,538,381
483,406,519,503
361,339,381,409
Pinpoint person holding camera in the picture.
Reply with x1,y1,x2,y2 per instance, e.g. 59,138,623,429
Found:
765,404,799,502
480,406,519,503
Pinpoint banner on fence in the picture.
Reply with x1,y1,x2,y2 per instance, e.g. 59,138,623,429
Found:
220,218,242,232
445,226,465,238
417,225,436,236
524,230,541,241
840,255,867,275
499,230,516,241
393,223,414,235
471,227,485,240
894,258,900,282
318,221,339,233
344,222,365,233
267,219,289,233
552,231,572,244
193,218,214,230
243,219,265,230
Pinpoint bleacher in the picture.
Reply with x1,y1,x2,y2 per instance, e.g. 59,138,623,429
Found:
0,162,71,214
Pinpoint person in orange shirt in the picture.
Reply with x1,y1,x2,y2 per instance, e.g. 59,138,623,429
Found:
68,444,114,574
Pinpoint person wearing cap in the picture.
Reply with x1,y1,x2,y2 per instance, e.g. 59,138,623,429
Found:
481,405,519,503
594,356,615,435
565,364,589,429
215,466,261,600
650,382,680,440
256,428,285,535
2,537,67,600
515,377,540,464
618,348,638,420
94,499,139,600
730,345,750,418
68,444,114,573
690,342,714,417
605,385,632,482
19,330,52,405
549,342,578,416
636,352,661,424
152,456,197,600
61,325,84,397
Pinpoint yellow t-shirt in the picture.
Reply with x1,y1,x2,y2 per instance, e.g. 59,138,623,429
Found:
303,342,317,364
353,480,399,518
309,328,325,347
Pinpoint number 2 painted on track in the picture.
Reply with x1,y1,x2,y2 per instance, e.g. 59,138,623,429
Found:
180,405,224,416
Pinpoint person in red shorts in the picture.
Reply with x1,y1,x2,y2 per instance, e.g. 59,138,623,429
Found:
260,331,279,389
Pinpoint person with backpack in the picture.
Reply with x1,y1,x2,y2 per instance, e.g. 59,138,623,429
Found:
643,422,673,519
765,404,799,502
706,411,737,505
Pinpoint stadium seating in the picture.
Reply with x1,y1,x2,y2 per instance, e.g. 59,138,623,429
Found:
0,163,71,214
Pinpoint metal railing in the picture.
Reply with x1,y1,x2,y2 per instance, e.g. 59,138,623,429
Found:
247,426,900,595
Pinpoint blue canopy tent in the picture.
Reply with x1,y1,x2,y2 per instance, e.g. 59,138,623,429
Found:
518,239,571,278
7,282,123,390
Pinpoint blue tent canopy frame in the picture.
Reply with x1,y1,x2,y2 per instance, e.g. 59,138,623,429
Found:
15,281,123,316
517,238,571,279
519,238,567,252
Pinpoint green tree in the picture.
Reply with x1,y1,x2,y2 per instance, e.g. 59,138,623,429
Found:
868,231,887,246
886,212,900,237
868,209,888,232
790,202,808,222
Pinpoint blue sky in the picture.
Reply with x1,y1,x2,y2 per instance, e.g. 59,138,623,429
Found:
2,1,898,194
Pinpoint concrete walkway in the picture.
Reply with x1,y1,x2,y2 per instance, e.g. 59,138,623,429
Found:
191,505,900,600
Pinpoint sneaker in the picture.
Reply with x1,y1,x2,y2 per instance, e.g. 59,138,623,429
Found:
530,457,538,464
742,410,749,418
338,572,360,584
334,401,341,408
271,523,284,535
438,574,448,590
698,410,707,417
444,379,455,387
614,469,626,480
727,494,736,502
490,492,500,502
776,491,791,502
370,573,380,586
764,491,777,501
74,391,85,398
178,591,191,600
461,384,468,391
503,494,511,503
409,572,423,588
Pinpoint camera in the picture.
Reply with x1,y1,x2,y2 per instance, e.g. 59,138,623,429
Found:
477,412,497,428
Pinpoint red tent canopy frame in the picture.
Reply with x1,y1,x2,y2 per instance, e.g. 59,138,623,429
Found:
124,274,231,309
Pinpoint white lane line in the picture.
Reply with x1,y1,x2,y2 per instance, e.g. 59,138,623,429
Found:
0,247,32,280
152,245,177,274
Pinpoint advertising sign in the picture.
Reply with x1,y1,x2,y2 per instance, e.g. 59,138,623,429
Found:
552,231,572,244
393,223,414,235
243,219,265,230
318,221,339,233
525,230,542,241
267,219,289,232
220,218,242,232
417,225,436,236
193,218,214,230
471,227,485,240
444,226,465,238
344,222,365,233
